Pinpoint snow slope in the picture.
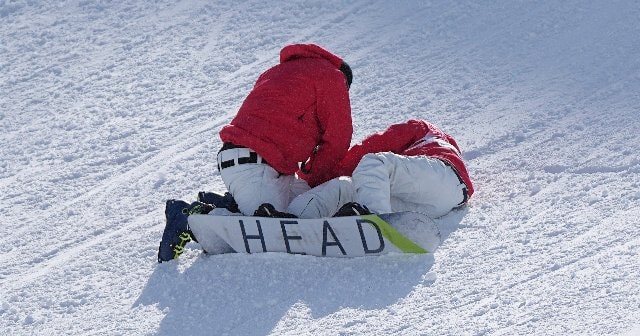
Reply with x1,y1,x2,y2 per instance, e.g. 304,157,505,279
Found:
1,0,639,335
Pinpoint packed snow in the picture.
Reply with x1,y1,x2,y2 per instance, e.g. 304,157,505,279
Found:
1,1,639,335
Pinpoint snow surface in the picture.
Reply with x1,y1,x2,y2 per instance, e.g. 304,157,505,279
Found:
1,0,639,335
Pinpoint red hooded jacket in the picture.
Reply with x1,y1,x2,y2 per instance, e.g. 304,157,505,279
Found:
219,44,352,187
338,119,474,198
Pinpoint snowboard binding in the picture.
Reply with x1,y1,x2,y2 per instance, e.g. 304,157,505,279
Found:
253,203,298,218
333,202,372,217
197,191,239,213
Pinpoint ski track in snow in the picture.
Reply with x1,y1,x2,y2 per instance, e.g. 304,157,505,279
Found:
1,1,640,335
0,0,369,287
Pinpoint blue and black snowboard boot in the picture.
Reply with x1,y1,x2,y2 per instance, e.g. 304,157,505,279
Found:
158,200,215,263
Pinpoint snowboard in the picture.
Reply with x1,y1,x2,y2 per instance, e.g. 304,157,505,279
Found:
188,210,441,257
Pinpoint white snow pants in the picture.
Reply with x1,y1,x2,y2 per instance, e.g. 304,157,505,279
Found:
288,152,466,218
217,147,310,215
287,176,355,218
353,152,466,218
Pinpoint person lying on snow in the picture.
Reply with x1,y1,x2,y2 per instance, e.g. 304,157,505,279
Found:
287,119,475,219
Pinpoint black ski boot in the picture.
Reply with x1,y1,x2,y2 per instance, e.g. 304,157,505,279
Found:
198,191,240,213
253,203,298,218
333,202,372,217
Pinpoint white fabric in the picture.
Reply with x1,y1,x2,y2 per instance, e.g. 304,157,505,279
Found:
353,152,465,218
288,152,465,219
217,149,310,215
287,176,355,218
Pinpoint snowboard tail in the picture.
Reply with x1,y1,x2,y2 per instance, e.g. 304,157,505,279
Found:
188,211,440,257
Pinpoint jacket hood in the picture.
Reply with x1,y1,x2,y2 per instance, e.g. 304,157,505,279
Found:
280,44,344,68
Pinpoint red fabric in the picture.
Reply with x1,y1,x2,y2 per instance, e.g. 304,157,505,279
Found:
219,44,352,187
338,119,474,198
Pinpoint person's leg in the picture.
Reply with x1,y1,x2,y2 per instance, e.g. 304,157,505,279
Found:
287,174,312,205
287,177,354,218
217,148,291,215
352,153,464,217
388,155,464,218
351,153,394,214
253,174,312,217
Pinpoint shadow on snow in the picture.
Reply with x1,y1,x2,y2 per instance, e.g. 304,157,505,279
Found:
134,210,466,335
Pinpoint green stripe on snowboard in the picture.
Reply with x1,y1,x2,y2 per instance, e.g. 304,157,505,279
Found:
362,214,428,253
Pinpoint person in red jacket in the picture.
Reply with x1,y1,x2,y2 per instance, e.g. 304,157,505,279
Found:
287,119,474,219
217,44,353,216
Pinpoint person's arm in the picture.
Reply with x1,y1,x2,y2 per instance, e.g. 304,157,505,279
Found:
298,72,352,187
338,120,426,176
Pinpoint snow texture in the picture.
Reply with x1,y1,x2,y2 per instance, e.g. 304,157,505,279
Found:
1,0,639,335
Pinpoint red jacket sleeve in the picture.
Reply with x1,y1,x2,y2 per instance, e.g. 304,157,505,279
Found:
297,71,352,187
338,120,427,176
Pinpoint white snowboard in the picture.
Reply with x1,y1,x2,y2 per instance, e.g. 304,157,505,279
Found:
188,210,441,257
